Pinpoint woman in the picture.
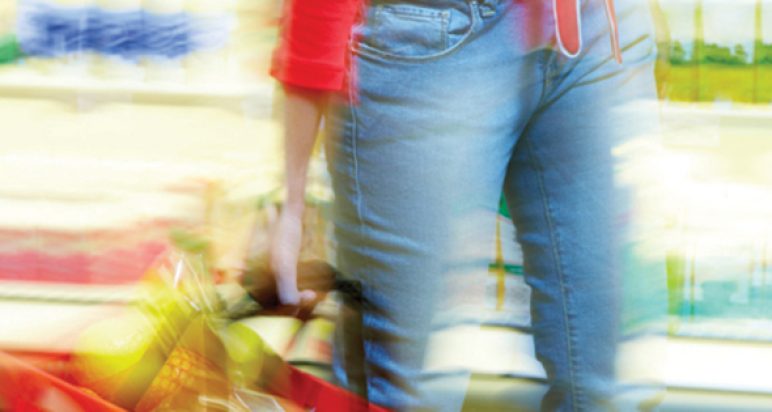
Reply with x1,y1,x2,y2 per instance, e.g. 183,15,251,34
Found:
268,0,663,410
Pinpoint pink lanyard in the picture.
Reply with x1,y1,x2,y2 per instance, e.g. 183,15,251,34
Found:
553,0,622,63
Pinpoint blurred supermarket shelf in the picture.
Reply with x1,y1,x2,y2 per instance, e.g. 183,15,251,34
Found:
0,94,283,199
0,280,137,304
664,337,772,395
0,86,285,286
3,295,772,399
0,300,125,354
0,66,276,114
675,319,772,343
661,101,772,121
660,101,772,151
618,100,772,143
425,324,772,395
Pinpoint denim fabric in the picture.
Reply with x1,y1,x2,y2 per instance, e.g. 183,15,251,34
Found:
324,0,663,410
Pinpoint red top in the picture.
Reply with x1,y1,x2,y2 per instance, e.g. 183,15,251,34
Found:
271,0,621,92
270,0,361,91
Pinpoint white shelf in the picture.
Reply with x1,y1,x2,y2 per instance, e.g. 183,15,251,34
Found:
0,66,275,113
425,325,772,395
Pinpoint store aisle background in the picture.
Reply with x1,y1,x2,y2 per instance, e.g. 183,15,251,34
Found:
3,0,772,410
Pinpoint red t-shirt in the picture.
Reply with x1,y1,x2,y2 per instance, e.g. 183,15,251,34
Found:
271,0,620,92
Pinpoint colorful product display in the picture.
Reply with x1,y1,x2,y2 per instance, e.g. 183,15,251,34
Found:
16,0,229,59
657,0,772,103
0,225,168,284
4,0,279,82
667,211,772,340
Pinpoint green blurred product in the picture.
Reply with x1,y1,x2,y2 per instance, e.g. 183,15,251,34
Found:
0,34,21,64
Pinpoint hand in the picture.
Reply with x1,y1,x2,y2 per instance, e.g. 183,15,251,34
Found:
268,208,317,307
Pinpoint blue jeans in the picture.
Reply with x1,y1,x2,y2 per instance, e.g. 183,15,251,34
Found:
324,0,663,410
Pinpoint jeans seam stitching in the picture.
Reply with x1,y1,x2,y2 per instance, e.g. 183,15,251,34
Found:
345,66,373,397
344,31,380,398
347,74,365,231
526,137,582,411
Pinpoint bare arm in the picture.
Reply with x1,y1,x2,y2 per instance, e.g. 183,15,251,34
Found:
270,85,329,306
281,85,328,216
266,0,357,306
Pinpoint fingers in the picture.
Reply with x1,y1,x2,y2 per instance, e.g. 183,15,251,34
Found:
270,209,304,306
273,259,320,308
265,289,318,321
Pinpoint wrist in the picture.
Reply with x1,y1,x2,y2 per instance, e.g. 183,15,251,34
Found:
282,195,306,217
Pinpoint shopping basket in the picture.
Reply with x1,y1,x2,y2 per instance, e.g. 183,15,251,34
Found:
1,253,387,412
1,349,388,412
0,350,125,412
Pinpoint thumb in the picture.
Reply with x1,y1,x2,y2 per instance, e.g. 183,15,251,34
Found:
276,272,302,306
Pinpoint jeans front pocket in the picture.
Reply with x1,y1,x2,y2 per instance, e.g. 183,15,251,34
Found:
354,2,477,61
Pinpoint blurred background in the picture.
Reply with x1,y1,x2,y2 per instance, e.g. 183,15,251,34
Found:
1,0,772,410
